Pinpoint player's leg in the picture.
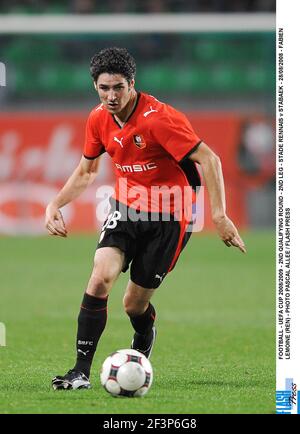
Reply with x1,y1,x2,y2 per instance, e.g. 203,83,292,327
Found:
73,247,124,373
123,280,157,359
123,217,192,360
52,247,124,390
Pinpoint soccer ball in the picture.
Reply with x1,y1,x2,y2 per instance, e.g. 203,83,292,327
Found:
100,349,153,397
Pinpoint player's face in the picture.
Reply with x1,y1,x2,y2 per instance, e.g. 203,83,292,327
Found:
94,73,134,114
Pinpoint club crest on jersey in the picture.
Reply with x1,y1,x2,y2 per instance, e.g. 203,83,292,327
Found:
133,134,146,149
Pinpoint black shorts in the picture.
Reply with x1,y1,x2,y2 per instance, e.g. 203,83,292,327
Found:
97,199,192,289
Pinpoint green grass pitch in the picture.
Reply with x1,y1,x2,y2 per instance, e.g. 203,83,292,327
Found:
0,231,274,414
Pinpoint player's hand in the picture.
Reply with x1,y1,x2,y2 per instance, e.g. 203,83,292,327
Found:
45,203,68,237
213,215,246,253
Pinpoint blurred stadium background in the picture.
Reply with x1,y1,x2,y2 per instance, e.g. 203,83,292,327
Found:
0,0,275,235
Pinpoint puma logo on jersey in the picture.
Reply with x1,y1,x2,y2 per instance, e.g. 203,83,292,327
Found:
114,136,124,148
143,106,158,117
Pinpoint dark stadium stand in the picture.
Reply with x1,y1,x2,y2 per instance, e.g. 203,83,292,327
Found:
2,33,275,99
0,0,276,14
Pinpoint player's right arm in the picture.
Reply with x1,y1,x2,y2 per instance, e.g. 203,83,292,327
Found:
45,156,100,237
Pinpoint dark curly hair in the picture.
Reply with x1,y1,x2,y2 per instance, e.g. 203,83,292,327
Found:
90,47,136,84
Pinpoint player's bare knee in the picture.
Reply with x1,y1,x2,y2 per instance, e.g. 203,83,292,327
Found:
124,305,146,317
87,273,113,297
123,295,148,317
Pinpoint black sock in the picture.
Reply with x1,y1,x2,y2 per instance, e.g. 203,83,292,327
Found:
129,303,156,336
73,292,108,378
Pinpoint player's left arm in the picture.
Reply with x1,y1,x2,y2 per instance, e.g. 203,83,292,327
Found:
189,141,246,253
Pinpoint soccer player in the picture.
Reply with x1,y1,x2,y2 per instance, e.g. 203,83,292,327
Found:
45,47,246,390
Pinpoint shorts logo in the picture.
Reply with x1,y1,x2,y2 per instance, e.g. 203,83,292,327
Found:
133,134,146,149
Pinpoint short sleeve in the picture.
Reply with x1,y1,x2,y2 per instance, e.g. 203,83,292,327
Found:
152,109,201,162
83,111,105,159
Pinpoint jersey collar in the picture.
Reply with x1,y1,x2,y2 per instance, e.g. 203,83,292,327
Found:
112,92,141,129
